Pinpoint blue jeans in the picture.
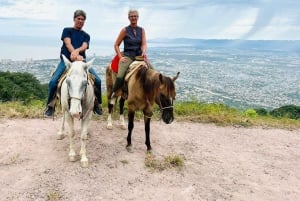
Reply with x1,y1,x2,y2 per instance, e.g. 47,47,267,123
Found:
88,68,102,103
46,60,102,105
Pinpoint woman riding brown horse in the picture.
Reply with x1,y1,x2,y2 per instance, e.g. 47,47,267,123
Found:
106,60,180,151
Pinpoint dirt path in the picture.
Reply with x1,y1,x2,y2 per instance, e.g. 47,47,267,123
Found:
0,118,299,201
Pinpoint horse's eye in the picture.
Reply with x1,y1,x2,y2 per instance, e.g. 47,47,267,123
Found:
82,80,88,86
66,77,71,85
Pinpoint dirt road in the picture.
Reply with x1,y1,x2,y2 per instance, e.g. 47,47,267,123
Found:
0,118,299,201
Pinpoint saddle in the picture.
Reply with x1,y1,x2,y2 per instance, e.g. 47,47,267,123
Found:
125,61,146,82
110,55,148,73
109,55,149,100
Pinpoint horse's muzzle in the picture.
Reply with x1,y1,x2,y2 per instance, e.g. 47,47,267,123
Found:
69,99,82,119
162,111,174,124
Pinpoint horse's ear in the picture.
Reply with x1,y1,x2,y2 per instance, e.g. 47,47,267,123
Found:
172,72,180,81
83,58,95,70
159,74,163,83
62,54,71,68
84,58,95,70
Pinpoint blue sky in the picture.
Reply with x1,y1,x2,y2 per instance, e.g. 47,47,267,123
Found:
0,0,300,60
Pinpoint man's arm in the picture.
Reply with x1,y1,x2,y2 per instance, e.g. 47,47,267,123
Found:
63,38,88,61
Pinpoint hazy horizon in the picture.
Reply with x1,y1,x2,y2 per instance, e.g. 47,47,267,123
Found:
1,38,300,61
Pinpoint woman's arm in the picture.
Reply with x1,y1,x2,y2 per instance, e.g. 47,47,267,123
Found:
114,28,126,59
141,28,147,56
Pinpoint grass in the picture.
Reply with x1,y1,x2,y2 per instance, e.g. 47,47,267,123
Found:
144,152,185,171
10,153,20,164
0,100,299,129
46,189,61,201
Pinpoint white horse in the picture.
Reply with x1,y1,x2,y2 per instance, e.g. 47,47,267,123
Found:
57,55,95,168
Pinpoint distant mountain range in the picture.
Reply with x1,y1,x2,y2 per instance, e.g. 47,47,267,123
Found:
148,38,300,52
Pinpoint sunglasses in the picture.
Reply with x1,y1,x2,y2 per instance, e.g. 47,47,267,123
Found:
129,15,138,18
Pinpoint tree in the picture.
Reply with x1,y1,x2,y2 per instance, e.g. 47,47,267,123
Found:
0,71,47,103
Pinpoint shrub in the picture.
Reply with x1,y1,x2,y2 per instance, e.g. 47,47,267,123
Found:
254,108,268,116
270,105,300,119
244,109,258,118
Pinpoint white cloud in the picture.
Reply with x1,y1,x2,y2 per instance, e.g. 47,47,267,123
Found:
0,0,59,20
1,0,300,60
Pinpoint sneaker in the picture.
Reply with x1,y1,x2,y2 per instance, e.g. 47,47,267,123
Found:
44,106,55,117
93,104,103,115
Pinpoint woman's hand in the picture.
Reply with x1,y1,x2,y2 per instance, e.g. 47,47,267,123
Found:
141,50,146,56
120,56,128,63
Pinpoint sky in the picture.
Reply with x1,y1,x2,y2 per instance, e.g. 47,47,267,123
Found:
0,0,300,60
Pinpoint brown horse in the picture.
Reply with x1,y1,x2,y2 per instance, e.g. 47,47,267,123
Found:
105,64,126,130
106,61,180,151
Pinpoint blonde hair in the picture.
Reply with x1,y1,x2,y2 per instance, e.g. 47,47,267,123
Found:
128,9,139,17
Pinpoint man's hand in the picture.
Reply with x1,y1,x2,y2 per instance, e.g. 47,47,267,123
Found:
70,49,80,61
76,55,84,61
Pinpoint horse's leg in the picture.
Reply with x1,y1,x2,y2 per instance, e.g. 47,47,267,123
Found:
57,111,65,140
79,114,91,168
106,102,114,130
144,116,152,151
119,97,126,130
66,115,76,162
126,111,135,152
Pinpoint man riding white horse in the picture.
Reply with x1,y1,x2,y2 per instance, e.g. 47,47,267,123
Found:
58,55,95,167
44,9,102,117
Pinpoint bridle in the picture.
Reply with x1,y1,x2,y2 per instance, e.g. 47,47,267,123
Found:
66,72,91,119
158,95,174,111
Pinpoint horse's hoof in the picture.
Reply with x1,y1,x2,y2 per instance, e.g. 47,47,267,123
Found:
120,124,126,130
69,155,77,162
80,160,89,168
126,145,133,153
106,124,113,130
57,134,65,140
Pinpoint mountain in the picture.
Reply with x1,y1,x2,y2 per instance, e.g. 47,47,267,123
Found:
148,38,300,52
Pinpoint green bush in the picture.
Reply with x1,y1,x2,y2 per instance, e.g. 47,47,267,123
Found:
254,108,268,116
0,71,47,103
244,109,258,118
270,105,300,120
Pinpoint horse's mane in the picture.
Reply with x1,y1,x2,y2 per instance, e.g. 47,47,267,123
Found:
162,76,175,98
135,65,175,98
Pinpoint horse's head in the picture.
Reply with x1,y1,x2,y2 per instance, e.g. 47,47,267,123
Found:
62,55,95,119
157,72,180,124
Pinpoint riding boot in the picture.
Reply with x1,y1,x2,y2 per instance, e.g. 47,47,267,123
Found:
112,77,124,93
44,85,57,117
93,85,102,115
110,78,124,105
44,106,55,117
